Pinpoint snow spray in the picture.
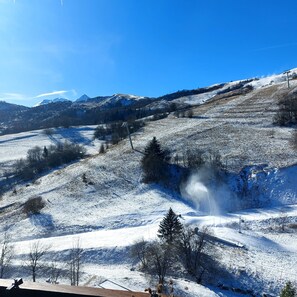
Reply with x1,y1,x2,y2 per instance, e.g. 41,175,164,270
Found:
180,173,216,214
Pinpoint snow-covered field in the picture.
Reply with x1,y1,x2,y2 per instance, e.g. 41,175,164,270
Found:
0,71,297,296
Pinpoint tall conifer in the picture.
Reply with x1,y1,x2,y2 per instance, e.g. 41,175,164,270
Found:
158,208,183,243
141,137,168,183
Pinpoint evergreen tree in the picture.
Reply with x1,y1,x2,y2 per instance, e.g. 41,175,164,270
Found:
280,282,296,297
141,137,168,183
43,146,48,159
158,208,183,243
99,144,105,154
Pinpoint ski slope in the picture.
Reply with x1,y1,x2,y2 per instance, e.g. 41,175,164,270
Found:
0,70,297,296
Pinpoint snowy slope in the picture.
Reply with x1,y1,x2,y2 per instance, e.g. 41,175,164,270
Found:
0,69,297,296
0,126,100,175
170,68,297,108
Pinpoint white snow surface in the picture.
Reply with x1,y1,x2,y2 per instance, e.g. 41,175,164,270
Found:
1,69,297,296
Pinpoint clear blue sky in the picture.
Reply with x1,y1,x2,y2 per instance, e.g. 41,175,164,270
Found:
1,0,297,106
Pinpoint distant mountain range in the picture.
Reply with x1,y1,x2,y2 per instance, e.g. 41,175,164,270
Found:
0,68,296,135
34,98,72,106
0,92,155,135
35,94,92,106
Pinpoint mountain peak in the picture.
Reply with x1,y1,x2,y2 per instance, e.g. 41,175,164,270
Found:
75,94,90,102
34,98,71,107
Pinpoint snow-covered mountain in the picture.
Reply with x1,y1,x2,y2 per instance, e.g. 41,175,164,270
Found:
75,94,90,102
94,93,147,107
2,68,297,136
0,68,297,296
34,97,72,106
75,93,147,107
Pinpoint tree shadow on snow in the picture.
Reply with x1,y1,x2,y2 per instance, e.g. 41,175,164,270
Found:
29,213,55,233
55,127,93,146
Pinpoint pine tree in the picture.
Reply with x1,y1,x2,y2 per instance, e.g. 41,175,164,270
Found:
42,146,48,159
158,208,183,243
141,137,168,183
280,282,296,297
99,144,105,154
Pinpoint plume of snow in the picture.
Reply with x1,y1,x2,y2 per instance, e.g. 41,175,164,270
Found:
180,173,216,214
180,168,239,214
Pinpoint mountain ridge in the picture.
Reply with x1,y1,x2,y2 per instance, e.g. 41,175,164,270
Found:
0,68,296,136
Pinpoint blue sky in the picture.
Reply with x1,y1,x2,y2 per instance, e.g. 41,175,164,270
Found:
0,0,297,106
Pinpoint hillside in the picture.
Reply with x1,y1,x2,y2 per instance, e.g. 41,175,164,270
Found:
0,70,297,296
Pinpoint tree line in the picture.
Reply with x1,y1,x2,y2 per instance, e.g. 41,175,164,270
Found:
13,142,86,181
274,92,297,126
94,120,145,145
141,136,225,186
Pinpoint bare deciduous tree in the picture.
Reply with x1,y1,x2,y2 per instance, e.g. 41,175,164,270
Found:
68,238,84,286
131,239,173,285
0,232,14,278
178,226,209,283
130,239,149,270
25,241,50,282
146,241,174,285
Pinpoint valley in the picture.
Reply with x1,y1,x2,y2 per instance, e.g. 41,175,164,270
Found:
0,70,297,296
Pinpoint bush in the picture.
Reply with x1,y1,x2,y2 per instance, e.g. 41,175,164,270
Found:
43,128,55,136
23,196,45,215
274,93,297,126
152,113,168,121
185,109,194,118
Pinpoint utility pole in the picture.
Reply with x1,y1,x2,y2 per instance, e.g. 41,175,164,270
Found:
122,122,145,154
284,70,290,88
122,122,134,150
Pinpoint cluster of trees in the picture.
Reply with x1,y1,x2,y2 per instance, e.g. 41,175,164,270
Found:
216,80,254,96
94,120,145,145
177,148,224,171
141,137,225,186
156,84,225,102
274,92,297,126
13,142,86,180
131,208,217,287
0,235,84,285
173,108,194,118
